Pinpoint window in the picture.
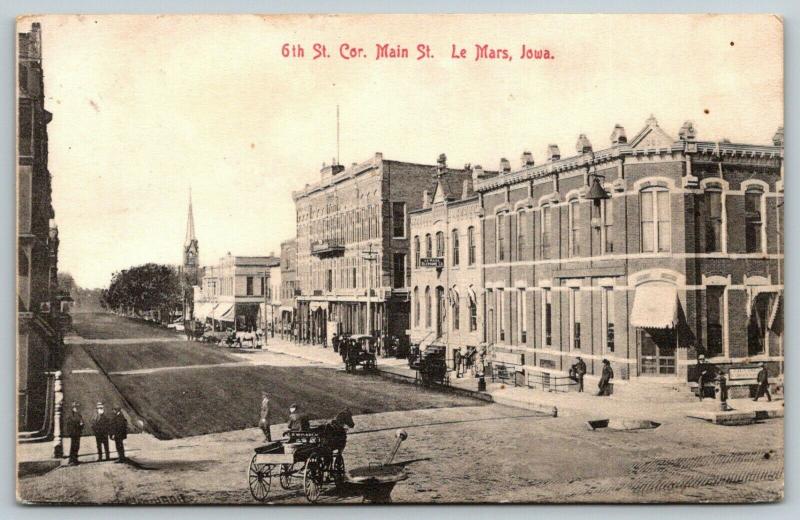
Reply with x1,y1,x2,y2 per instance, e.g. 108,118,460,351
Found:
467,226,476,265
414,287,420,326
436,231,445,258
392,202,406,238
414,236,420,268
351,267,357,289
497,290,505,341
641,187,671,252
246,276,254,296
602,287,615,353
569,199,580,257
745,190,763,253
542,288,552,346
393,253,406,289
706,286,725,357
425,287,432,328
518,289,527,344
452,229,460,266
517,211,527,261
706,190,723,252
540,206,552,259
469,298,477,331
325,269,333,292
569,287,581,350
18,100,33,156
593,198,614,254
452,291,460,330
497,213,506,261
425,234,433,258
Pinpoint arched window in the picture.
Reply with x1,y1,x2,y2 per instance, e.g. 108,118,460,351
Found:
640,187,671,252
413,236,420,268
452,290,460,330
451,229,460,266
705,188,724,253
425,287,432,328
497,213,506,261
436,231,444,257
425,234,432,258
517,210,527,261
467,226,476,265
568,199,580,257
540,205,552,259
413,286,420,326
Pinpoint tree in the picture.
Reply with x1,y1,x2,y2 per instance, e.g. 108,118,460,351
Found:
102,263,183,321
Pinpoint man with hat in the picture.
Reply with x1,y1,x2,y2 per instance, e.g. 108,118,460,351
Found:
572,356,587,393
287,403,310,432
65,402,84,465
597,359,614,396
753,362,772,402
259,391,272,442
109,407,129,463
91,401,111,461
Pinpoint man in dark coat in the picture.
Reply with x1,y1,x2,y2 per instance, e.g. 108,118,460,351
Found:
753,362,772,402
287,403,310,431
573,357,587,393
597,359,614,396
91,401,111,461
65,402,84,465
110,407,128,463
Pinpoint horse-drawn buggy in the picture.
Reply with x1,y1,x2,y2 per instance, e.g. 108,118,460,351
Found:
248,410,353,503
341,334,377,372
409,344,449,386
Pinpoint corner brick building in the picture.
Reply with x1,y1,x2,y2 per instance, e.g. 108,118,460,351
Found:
293,154,468,345
474,116,783,393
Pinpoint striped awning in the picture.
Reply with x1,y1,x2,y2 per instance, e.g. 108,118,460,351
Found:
217,303,235,321
630,284,678,329
194,302,215,321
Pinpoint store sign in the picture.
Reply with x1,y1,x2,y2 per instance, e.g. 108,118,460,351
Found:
729,367,760,380
420,257,444,268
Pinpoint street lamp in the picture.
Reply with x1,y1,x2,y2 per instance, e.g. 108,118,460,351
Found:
361,243,379,337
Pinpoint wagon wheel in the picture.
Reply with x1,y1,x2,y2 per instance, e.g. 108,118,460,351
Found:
247,455,272,502
303,452,324,503
279,463,293,489
331,453,346,488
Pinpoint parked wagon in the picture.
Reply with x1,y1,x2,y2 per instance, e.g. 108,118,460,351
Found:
342,335,377,372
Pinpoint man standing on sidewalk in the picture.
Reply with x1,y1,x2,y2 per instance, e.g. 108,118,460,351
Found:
91,402,111,461
110,407,128,463
65,402,84,466
597,359,614,396
573,357,587,393
259,391,272,442
754,362,772,402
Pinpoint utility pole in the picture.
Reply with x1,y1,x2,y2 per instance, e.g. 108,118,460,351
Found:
362,243,378,337
262,270,270,346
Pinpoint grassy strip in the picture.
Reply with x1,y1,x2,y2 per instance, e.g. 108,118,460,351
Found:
83,341,239,373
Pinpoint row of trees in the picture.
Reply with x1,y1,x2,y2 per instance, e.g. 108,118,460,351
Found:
101,263,185,321
57,272,106,311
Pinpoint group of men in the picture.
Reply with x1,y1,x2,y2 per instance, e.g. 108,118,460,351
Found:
64,401,128,466
569,357,614,396
259,392,310,442
696,356,773,402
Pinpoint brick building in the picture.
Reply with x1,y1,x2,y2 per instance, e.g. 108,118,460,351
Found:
409,157,495,367
475,116,783,391
279,238,297,337
17,23,67,431
293,154,468,345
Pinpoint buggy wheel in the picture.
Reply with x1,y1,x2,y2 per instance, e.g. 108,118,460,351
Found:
303,452,324,503
247,455,272,502
279,463,293,489
332,453,346,488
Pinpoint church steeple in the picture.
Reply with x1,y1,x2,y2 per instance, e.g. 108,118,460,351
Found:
183,189,199,284
184,189,196,248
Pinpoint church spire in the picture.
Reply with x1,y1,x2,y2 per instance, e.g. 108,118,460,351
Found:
184,188,196,248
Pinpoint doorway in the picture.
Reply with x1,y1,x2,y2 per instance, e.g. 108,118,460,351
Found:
638,328,676,376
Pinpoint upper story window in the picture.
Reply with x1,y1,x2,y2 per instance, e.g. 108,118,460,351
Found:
246,276,254,296
517,211,527,261
425,234,432,258
592,198,614,254
640,187,671,253
745,189,764,253
497,213,506,262
451,229,460,266
413,235,420,267
436,231,445,258
392,202,406,238
705,189,723,253
540,206,552,259
467,226,476,265
568,199,581,257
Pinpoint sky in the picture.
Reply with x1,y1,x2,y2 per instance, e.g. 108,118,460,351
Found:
23,14,783,288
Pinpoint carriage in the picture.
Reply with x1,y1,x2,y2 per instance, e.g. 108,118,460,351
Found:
409,345,449,386
342,334,377,372
248,411,353,503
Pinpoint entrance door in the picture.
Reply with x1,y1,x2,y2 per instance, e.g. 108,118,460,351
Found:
639,329,676,376
436,286,446,338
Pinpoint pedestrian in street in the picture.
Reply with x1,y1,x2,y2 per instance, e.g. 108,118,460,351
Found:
332,332,340,353
91,401,111,461
65,402,84,466
287,403,310,432
696,355,715,401
597,359,614,396
573,357,587,393
110,407,128,463
259,391,272,442
753,362,772,402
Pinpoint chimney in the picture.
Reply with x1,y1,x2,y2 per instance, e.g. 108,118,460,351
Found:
547,144,561,162
462,179,473,200
610,125,627,144
773,127,784,147
472,165,485,181
422,190,430,208
576,134,593,154
499,158,511,173
521,151,535,167
678,121,696,141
